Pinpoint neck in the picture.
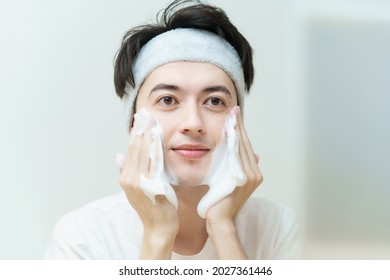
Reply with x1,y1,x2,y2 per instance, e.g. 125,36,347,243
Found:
172,185,209,256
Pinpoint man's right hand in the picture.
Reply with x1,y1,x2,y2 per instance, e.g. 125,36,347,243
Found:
118,119,178,259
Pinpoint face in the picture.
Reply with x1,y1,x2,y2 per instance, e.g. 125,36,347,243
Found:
136,62,238,186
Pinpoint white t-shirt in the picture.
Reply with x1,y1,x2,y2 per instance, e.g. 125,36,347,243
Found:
44,191,301,259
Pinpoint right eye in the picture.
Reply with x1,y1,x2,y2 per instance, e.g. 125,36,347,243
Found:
157,96,178,106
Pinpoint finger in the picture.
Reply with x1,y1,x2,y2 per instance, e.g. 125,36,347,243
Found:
138,120,153,178
120,119,146,191
234,107,255,173
236,128,255,190
123,131,143,172
235,109,263,186
234,107,263,191
235,106,258,170
147,114,164,178
148,132,160,178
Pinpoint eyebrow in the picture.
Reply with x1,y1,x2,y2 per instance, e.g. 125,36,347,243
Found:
149,84,179,96
149,83,232,98
203,85,232,98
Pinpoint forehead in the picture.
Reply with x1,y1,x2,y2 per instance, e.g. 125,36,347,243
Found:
141,61,237,93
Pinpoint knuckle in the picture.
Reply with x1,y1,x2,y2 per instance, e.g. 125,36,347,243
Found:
119,175,137,189
246,172,256,185
256,172,263,185
247,170,263,187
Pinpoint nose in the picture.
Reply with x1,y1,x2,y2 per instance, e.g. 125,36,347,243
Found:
179,105,206,135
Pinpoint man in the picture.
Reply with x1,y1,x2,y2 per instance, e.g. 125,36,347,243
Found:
45,0,300,259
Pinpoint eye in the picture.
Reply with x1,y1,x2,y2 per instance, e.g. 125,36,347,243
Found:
157,96,177,106
205,97,225,107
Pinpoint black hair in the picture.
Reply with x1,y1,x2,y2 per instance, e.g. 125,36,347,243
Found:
114,0,254,100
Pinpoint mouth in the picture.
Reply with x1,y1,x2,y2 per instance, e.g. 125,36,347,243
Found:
172,144,210,159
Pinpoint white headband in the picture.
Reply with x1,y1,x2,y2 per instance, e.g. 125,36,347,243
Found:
123,28,246,129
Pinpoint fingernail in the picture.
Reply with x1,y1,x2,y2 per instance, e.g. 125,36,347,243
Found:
255,153,260,164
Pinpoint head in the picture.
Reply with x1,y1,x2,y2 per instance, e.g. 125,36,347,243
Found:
114,0,254,185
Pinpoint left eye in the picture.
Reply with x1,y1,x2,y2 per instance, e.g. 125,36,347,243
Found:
206,97,225,106
157,96,177,106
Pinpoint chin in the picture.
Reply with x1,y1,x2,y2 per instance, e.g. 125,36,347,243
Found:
165,157,210,186
175,176,204,187
166,168,206,187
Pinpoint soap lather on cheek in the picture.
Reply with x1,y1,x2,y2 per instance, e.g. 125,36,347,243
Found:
117,108,178,209
197,111,247,218
116,108,246,218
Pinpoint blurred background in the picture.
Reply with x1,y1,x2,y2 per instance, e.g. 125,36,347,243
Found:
1,0,389,259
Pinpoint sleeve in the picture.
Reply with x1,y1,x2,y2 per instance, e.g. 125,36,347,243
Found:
271,206,303,260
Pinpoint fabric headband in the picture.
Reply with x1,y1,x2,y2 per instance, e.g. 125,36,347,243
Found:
123,28,246,129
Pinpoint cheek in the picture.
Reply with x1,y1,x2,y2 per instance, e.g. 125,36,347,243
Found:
211,120,225,144
204,113,227,144
153,113,176,141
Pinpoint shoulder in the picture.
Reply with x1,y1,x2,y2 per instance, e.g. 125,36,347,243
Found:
45,191,141,259
236,196,302,259
239,196,297,222
53,191,132,232
72,191,130,215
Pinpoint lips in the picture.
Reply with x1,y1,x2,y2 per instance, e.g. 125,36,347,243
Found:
172,144,210,159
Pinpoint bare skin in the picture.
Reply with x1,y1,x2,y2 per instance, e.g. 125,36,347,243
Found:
119,62,263,259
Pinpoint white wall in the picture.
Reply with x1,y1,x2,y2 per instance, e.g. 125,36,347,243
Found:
1,0,389,259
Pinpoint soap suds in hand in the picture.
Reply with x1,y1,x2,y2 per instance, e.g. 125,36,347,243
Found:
116,107,246,218
117,108,178,209
197,109,247,218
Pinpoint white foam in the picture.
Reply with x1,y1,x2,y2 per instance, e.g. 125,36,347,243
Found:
117,108,178,209
197,111,247,218
116,108,246,218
